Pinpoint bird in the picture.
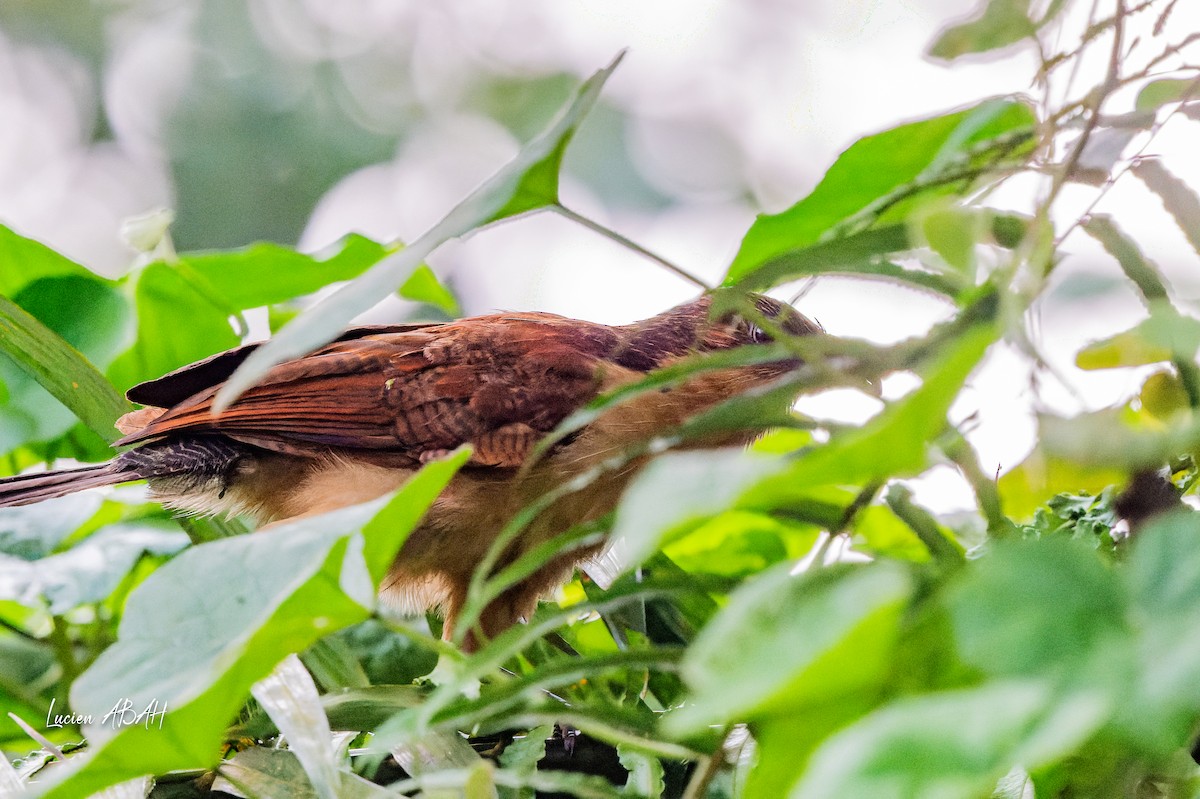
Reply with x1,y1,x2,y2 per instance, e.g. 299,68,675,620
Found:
0,293,820,648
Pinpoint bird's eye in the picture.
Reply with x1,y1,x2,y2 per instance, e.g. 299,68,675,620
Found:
749,324,771,343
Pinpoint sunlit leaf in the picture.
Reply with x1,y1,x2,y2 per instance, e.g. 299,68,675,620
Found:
399,265,461,317
726,100,1034,284
998,449,1126,521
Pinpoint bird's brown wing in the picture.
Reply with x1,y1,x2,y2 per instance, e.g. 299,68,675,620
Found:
115,315,622,467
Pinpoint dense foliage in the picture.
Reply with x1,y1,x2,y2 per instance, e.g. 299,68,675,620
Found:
2,1,1200,797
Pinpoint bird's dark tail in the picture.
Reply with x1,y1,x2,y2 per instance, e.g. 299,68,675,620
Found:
0,462,136,508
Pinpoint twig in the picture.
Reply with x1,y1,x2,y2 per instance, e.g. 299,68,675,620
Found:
552,204,712,290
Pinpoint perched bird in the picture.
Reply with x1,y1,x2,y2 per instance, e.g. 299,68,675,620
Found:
0,294,819,646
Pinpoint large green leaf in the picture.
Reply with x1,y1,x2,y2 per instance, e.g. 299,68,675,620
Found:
791,681,1109,799
666,561,911,733
725,100,1035,284
946,538,1127,678
37,455,463,799
107,235,392,393
1122,512,1200,752
213,53,624,411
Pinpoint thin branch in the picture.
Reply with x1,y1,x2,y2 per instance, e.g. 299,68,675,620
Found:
552,204,712,290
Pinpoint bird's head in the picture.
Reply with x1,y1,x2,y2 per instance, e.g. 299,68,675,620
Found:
614,293,822,372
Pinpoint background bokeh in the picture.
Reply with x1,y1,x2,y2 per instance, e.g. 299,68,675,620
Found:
0,0,1197,508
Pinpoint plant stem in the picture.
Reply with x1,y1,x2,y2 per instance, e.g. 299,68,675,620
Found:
552,204,712,291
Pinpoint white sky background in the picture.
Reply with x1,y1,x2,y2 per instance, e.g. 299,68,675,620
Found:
0,0,1197,511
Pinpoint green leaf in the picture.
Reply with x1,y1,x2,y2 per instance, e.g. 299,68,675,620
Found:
917,206,987,277
0,495,102,560
1039,410,1200,471
360,447,469,585
745,321,996,502
40,457,457,798
666,561,911,733
213,747,391,799
725,100,1035,283
1121,512,1200,751
0,522,188,614
0,293,132,446
1076,304,1200,370
399,265,461,317
108,235,392,393
791,681,1109,799
610,449,788,572
928,0,1037,60
946,538,1126,677
1135,78,1200,113
213,53,624,412
179,234,393,311
998,448,1127,521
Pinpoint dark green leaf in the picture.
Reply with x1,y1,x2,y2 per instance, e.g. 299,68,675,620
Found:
0,293,132,446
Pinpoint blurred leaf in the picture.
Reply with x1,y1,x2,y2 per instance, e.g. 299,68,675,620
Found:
1072,128,1138,185
1132,159,1200,258
726,100,1035,283
999,449,1126,521
214,53,624,411
928,0,1036,60
744,322,996,503
0,522,188,614
791,681,1108,799
610,449,787,573
180,234,393,310
946,538,1126,677
618,744,664,798
918,206,986,277
42,457,456,798
1039,410,1200,470
251,654,340,799
1121,512,1200,751
212,747,390,799
0,495,102,560
1081,215,1169,304
1140,370,1190,421
1135,78,1200,113
399,265,461,317
666,561,911,733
